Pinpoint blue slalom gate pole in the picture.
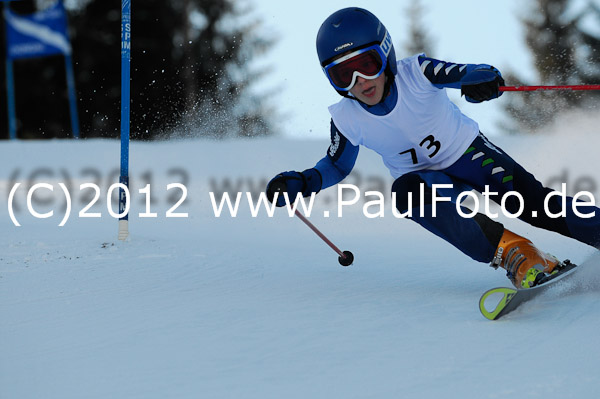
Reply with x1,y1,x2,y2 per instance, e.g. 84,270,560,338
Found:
5,59,17,140
64,54,80,139
3,2,17,140
118,0,131,240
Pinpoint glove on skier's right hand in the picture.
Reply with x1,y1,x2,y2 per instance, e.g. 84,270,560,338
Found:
266,168,322,207
266,171,306,207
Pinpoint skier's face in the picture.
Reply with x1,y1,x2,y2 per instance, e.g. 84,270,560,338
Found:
349,74,386,106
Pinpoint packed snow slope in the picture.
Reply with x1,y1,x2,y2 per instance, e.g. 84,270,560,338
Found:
2,115,600,399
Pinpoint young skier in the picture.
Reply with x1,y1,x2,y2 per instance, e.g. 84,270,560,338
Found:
265,7,600,288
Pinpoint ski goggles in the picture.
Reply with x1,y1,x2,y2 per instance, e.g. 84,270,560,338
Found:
322,32,392,91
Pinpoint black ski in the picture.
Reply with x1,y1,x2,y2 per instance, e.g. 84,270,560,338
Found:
479,260,578,320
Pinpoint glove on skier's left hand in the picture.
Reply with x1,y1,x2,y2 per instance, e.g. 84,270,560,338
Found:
461,68,505,103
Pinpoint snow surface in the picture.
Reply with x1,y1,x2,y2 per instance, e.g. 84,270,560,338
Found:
2,117,600,398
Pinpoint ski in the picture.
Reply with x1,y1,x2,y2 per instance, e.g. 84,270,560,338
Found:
479,260,578,320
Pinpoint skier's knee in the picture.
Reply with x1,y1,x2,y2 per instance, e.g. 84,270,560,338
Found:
392,174,424,212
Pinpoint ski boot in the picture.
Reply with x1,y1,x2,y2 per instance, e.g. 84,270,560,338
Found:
490,229,559,289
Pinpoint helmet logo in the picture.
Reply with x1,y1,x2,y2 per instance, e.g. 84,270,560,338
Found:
334,42,353,52
380,31,392,56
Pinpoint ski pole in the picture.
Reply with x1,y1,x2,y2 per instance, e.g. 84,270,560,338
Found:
292,209,354,266
269,180,354,266
500,84,600,92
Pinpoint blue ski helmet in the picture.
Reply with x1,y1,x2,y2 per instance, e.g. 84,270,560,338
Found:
316,8,397,96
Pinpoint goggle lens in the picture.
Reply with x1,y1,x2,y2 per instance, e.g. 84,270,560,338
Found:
326,49,385,91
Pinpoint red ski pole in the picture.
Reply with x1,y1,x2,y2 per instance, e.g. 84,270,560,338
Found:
269,180,354,266
500,84,600,92
293,210,354,266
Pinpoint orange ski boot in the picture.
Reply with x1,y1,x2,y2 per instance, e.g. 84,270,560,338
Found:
490,229,559,288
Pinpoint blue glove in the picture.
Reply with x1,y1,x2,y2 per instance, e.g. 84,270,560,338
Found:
461,67,505,103
266,169,322,207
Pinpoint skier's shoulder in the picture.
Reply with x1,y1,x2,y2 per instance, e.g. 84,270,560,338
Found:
396,53,446,92
396,53,425,74
327,95,356,116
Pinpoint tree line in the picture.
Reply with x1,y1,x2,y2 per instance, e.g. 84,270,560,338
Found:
405,0,600,134
0,0,274,140
0,0,598,139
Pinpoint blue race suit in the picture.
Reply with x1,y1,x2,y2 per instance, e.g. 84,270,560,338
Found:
301,56,600,263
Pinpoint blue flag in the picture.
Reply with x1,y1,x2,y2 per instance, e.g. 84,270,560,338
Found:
4,0,70,60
